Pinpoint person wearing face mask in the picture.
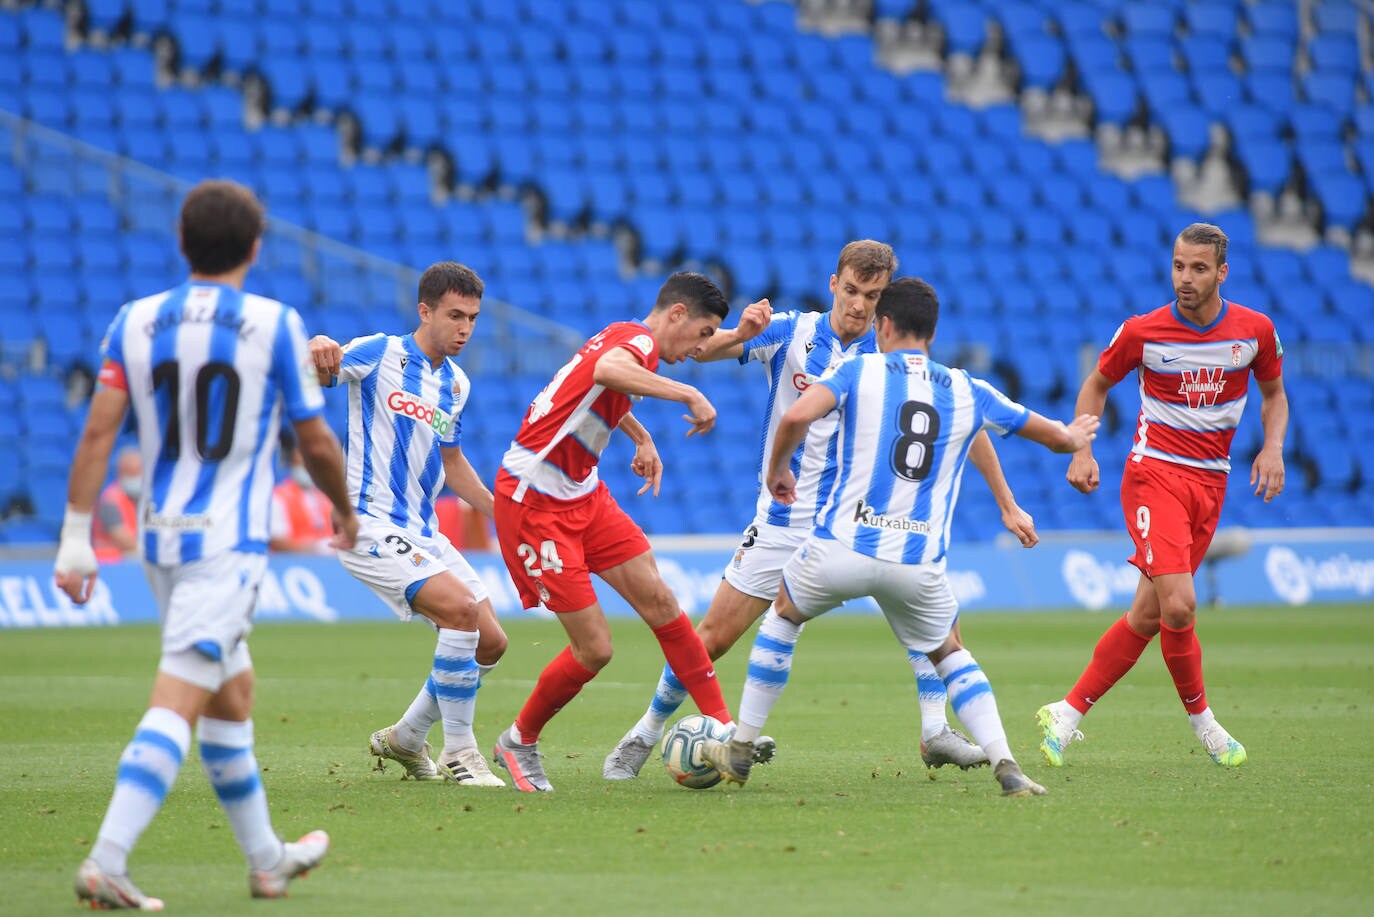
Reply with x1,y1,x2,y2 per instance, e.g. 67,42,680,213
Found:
92,446,142,561
269,435,337,554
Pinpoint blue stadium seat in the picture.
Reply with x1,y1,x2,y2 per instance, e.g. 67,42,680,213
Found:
1183,2,1238,40
1247,1,1297,37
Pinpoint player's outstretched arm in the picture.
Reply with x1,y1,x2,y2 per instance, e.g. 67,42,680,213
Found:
1018,412,1101,455
1251,375,1288,502
617,413,664,496
292,415,358,549
691,298,772,363
308,334,343,387
967,430,1037,548
55,387,130,604
767,384,838,504
442,445,495,518
592,347,716,436
1065,370,1114,493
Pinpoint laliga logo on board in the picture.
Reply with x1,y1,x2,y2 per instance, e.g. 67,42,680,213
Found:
387,390,453,436
1061,550,1138,609
1264,545,1374,605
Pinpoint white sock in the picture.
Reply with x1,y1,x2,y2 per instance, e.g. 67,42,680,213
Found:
91,707,191,875
631,664,688,744
908,650,950,741
393,679,439,752
478,661,498,682
1048,698,1084,730
936,650,1012,766
736,611,802,744
506,724,533,746
1188,706,1217,739
198,717,284,871
432,629,480,752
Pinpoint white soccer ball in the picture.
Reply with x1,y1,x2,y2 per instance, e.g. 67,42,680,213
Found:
661,713,732,789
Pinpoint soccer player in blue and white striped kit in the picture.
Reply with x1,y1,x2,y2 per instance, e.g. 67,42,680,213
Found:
307,261,508,787
55,180,358,908
701,277,1100,796
605,242,1039,779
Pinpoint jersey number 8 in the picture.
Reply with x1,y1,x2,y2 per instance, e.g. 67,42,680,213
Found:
889,400,940,482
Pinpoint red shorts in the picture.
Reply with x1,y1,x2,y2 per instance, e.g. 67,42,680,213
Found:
1119,456,1226,577
494,481,650,612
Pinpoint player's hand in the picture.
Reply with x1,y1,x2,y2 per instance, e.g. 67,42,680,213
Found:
631,439,663,497
767,468,797,504
1066,451,1100,494
1251,446,1285,502
734,298,772,341
683,391,716,437
1061,414,1101,454
1000,502,1038,548
54,541,99,605
309,335,343,384
330,508,359,551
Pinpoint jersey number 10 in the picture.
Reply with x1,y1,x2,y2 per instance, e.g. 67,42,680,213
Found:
152,360,242,462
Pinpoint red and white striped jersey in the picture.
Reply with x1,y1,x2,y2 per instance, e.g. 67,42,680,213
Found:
498,321,659,507
1099,300,1283,477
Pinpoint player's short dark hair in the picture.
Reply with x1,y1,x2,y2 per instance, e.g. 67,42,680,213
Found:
653,271,729,320
876,277,939,340
178,180,265,275
1176,222,1229,266
836,240,898,283
418,261,483,306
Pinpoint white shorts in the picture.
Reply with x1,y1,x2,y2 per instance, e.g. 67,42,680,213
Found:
782,536,959,654
144,551,265,691
722,519,807,601
338,516,490,622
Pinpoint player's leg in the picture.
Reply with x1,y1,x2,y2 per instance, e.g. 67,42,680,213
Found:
197,659,330,897
910,620,988,770
77,668,209,911
598,548,732,724
409,575,504,786
493,604,609,792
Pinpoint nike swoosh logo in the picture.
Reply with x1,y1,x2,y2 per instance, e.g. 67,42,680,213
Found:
706,670,715,678
1161,355,1183,364
1185,693,1203,704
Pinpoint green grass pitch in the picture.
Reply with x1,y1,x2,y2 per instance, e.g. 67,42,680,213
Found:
3,606,1371,916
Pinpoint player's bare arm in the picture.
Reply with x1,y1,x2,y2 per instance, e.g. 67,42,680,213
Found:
441,444,495,518
617,413,664,497
292,415,358,549
592,346,716,436
690,299,773,363
308,334,343,386
55,386,130,603
1021,412,1101,455
1066,370,1114,493
1252,374,1288,502
767,383,838,504
967,430,1038,548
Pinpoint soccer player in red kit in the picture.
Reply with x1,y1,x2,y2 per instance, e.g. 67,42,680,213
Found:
491,272,739,791
1037,223,1288,768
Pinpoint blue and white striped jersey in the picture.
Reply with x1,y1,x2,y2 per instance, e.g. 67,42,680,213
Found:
740,310,876,528
334,333,470,538
813,349,1030,564
98,281,324,565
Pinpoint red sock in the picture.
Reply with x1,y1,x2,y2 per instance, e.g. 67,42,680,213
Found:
1160,621,1208,714
1066,614,1153,715
653,614,732,725
513,647,597,743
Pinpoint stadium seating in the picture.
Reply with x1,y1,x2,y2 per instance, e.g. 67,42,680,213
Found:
0,0,1371,543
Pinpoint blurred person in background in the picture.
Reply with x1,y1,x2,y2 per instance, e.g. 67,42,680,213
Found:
91,445,141,561
269,434,336,554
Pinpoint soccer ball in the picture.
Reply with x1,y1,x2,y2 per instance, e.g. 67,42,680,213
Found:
661,713,732,789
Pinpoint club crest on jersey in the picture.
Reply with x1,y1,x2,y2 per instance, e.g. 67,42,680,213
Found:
629,334,654,356
535,580,551,604
1231,343,1243,366
1177,367,1226,408
410,552,430,568
386,390,453,436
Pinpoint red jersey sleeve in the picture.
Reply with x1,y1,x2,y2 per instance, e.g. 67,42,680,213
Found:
1250,316,1284,382
610,327,659,372
1096,317,1145,383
